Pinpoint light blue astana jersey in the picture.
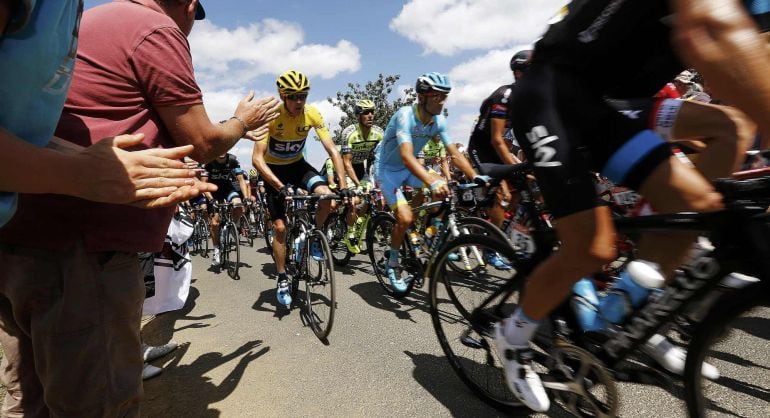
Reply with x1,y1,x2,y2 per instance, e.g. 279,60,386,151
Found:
0,0,83,227
375,105,451,168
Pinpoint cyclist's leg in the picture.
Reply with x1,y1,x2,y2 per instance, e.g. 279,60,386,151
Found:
301,160,332,228
210,210,221,248
489,179,513,229
229,191,244,220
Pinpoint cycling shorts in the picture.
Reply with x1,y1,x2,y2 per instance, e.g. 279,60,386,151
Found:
375,164,425,208
211,185,243,203
265,159,328,221
511,63,672,219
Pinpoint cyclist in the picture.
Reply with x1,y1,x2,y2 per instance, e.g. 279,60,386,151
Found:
418,134,452,180
373,72,489,292
466,50,530,269
340,99,384,253
202,153,249,267
492,1,767,411
250,70,352,307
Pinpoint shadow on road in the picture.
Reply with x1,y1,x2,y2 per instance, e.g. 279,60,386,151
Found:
143,340,269,417
251,287,292,321
348,281,431,323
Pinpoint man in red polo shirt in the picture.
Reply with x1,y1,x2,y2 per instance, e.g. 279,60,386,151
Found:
0,1,280,416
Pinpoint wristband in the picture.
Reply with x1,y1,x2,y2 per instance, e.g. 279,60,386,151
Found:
229,116,248,138
430,180,446,192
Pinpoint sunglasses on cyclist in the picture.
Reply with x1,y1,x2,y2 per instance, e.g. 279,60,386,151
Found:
285,93,308,101
425,92,448,101
359,110,374,115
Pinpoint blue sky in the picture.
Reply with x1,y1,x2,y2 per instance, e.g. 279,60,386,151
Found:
84,0,567,168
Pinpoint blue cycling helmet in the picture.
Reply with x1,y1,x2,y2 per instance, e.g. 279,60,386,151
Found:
415,72,452,94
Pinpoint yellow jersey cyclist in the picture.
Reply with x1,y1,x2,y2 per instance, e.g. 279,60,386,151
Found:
340,99,384,253
250,70,353,307
373,72,490,292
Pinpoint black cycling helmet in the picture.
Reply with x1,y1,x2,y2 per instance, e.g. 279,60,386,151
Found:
510,50,533,71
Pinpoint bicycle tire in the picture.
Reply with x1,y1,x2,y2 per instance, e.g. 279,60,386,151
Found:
429,233,527,414
226,223,240,279
684,280,769,417
444,217,514,276
304,227,336,340
263,210,275,259
238,215,254,247
324,212,352,267
366,213,416,297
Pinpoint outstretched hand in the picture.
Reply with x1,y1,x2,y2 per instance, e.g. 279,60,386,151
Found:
68,134,217,208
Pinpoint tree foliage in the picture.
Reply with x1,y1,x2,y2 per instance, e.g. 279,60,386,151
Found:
327,74,416,145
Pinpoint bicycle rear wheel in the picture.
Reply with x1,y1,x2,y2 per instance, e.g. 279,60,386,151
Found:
684,280,769,417
225,223,240,279
238,215,252,247
430,233,527,413
324,212,352,267
304,228,336,340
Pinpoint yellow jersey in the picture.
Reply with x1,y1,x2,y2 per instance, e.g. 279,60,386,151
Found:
260,104,331,165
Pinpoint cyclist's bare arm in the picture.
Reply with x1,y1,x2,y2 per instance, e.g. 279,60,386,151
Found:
251,140,284,190
490,118,521,165
236,173,250,200
321,137,348,189
343,153,360,186
440,158,452,180
673,0,770,142
446,143,478,180
156,93,280,163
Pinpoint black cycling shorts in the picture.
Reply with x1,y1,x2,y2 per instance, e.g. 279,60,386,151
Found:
211,185,243,203
511,63,672,219
265,159,328,221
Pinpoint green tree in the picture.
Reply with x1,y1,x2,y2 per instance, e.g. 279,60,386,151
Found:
327,74,416,145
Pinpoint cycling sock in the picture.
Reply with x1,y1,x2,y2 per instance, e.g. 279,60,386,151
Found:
388,247,400,267
277,272,287,282
504,308,541,347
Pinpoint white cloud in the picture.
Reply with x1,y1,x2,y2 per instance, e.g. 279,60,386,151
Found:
304,100,346,169
446,111,479,147
390,0,566,56
189,19,361,89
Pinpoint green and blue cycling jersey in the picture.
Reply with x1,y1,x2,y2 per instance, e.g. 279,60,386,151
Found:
373,105,452,208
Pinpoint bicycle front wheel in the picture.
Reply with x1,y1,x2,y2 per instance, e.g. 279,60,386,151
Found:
238,215,253,247
304,228,336,340
684,280,769,417
324,212,352,267
430,233,527,414
225,223,240,279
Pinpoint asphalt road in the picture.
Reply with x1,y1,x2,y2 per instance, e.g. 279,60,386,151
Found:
139,239,769,418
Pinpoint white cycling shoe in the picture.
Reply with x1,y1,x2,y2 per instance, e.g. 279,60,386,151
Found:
643,334,720,380
493,322,551,412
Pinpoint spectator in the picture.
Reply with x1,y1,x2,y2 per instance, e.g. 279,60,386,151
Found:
0,0,279,416
0,1,209,229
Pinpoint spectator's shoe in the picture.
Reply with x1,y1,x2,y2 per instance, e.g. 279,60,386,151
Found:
142,364,163,381
642,334,719,380
141,342,178,362
211,248,221,267
310,241,324,261
488,253,512,270
276,278,292,307
386,264,408,293
493,322,551,412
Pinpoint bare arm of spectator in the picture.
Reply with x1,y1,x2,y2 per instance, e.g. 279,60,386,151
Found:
156,93,281,163
0,128,215,208
673,0,770,144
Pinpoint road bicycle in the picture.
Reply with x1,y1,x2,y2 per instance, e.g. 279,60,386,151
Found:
189,203,210,257
366,182,512,299
428,164,770,417
280,190,341,341
213,201,241,280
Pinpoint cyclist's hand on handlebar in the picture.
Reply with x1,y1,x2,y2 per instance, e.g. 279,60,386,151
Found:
429,179,450,199
338,187,356,201
473,174,492,187
279,185,294,200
